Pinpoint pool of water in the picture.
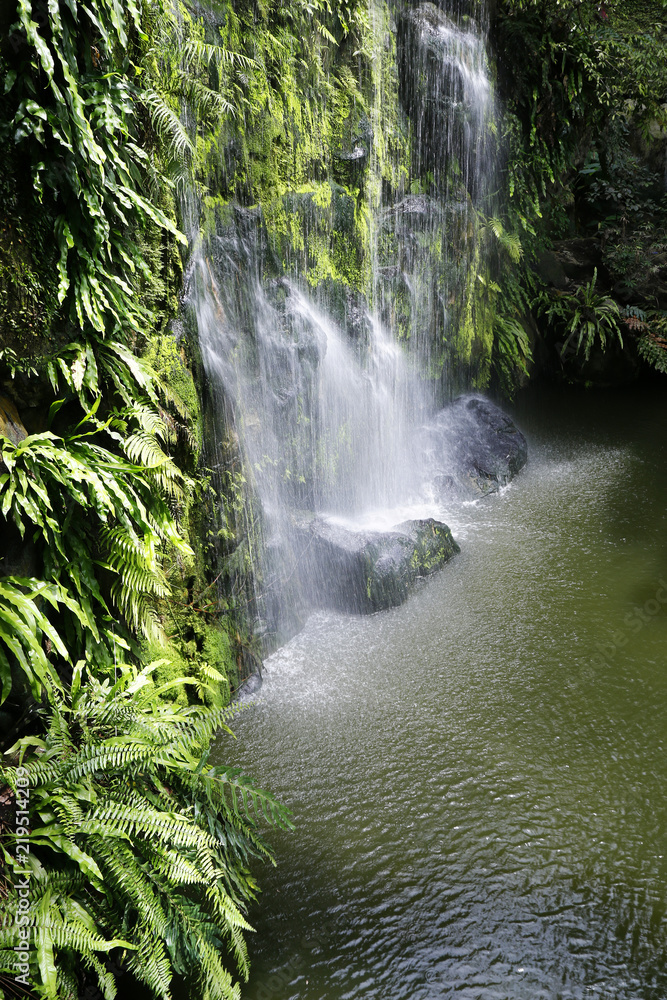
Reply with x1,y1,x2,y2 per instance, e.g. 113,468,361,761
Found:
212,382,667,1000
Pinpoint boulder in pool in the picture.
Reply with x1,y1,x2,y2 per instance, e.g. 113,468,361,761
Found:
423,394,527,498
296,516,460,614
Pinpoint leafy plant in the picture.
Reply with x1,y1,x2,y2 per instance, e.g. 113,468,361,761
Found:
4,0,187,337
0,4,292,1000
625,306,667,373
0,662,292,1000
0,578,78,707
537,268,623,361
492,314,533,396
0,399,191,683
481,215,523,264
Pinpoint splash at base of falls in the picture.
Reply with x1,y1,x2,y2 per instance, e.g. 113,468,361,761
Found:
195,234,526,632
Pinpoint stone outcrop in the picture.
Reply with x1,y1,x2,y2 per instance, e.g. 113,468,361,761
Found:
422,394,527,498
293,515,460,614
0,396,27,447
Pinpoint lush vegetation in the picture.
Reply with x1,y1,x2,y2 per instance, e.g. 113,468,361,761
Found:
1,665,291,1000
494,0,667,384
0,0,291,997
1,0,666,995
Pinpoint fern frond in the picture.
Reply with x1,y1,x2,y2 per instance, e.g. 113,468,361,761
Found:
142,89,194,164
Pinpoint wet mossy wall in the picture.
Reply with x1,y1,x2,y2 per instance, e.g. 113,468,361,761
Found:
192,0,496,390
0,0,500,686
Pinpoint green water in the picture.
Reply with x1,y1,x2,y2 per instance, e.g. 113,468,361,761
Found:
213,383,667,1000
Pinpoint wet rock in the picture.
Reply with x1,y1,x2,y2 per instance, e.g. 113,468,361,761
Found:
533,249,570,291
423,394,527,498
295,516,459,614
398,2,489,198
313,279,374,349
398,5,466,166
233,670,263,703
551,237,602,284
332,113,372,186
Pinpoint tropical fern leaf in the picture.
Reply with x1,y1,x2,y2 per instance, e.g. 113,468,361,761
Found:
0,664,291,999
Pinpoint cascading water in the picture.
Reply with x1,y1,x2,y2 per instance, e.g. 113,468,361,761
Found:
196,267,426,520
188,1,499,644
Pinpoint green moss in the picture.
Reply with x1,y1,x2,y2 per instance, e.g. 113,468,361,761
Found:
256,182,370,291
142,332,202,456
141,643,192,707
140,620,233,709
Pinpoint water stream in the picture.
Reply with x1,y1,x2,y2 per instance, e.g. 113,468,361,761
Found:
213,383,667,1000
192,1,497,638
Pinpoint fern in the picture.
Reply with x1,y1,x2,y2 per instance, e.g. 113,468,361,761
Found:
633,309,667,373
0,665,292,999
0,4,286,998
0,578,77,705
0,424,191,664
142,89,195,163
536,268,623,362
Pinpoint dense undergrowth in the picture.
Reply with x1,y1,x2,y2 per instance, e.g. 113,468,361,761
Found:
493,0,667,385
0,0,292,997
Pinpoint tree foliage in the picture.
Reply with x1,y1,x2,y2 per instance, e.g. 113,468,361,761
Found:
494,0,667,376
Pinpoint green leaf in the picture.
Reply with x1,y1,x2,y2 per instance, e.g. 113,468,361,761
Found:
0,647,12,706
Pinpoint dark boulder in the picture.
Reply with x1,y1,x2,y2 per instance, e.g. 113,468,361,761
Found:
551,237,602,284
423,394,527,498
233,670,263,703
294,515,459,614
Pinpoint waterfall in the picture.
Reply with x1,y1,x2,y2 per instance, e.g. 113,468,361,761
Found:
187,1,496,645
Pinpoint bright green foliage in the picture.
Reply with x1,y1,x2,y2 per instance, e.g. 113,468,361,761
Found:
0,418,187,665
0,328,195,689
193,0,381,294
0,663,292,1000
477,214,535,395
0,0,204,703
492,315,534,396
0,1,285,996
0,578,77,706
4,0,186,336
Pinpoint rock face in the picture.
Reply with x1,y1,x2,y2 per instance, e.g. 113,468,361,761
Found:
423,394,527,498
397,2,490,200
233,670,263,703
295,516,460,614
